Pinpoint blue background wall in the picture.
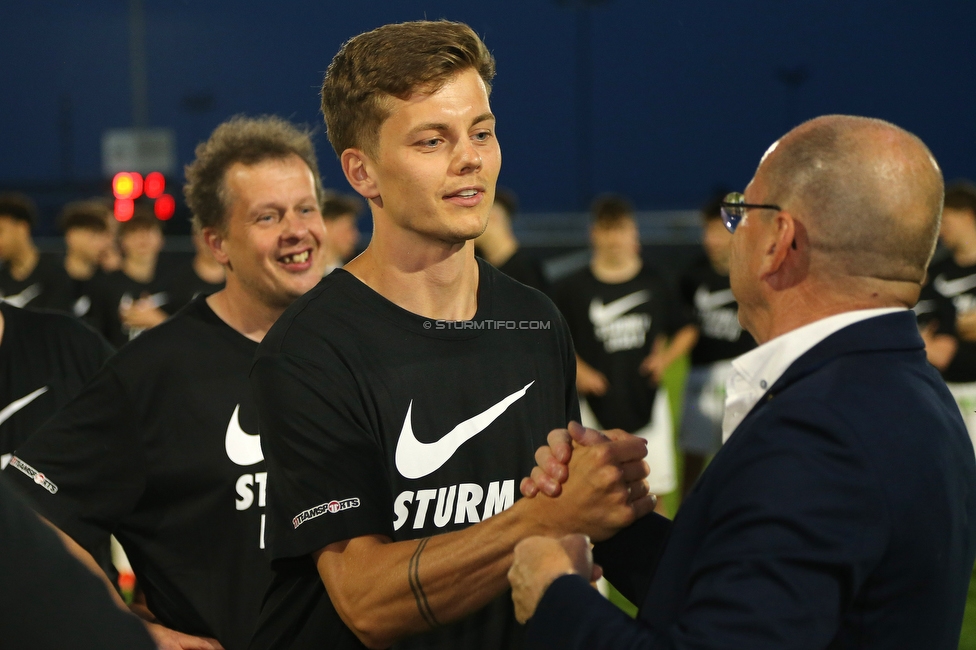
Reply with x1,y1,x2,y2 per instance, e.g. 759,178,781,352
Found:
1,0,974,222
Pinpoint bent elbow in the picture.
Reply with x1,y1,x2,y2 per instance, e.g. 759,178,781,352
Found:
333,598,398,649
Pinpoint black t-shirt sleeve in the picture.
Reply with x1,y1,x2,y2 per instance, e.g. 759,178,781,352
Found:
0,481,156,650
252,349,393,563
2,366,147,555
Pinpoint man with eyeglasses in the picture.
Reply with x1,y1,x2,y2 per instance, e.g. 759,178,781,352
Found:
508,115,976,649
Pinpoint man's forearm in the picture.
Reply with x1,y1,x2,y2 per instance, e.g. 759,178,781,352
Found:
316,440,647,648
316,496,574,648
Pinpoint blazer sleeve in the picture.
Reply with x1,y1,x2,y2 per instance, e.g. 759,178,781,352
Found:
526,574,663,649
528,400,890,649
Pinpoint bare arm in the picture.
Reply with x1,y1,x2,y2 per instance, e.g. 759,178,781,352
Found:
575,355,609,396
640,325,699,384
314,438,655,649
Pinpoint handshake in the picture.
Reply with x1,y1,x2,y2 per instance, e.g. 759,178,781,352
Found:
510,421,657,623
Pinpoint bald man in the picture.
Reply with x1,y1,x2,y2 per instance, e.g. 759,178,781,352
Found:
509,115,976,649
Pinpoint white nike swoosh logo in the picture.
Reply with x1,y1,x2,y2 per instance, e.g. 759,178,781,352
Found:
588,291,650,327
225,404,264,466
694,287,736,311
2,283,42,308
0,387,49,427
395,381,534,480
933,273,976,298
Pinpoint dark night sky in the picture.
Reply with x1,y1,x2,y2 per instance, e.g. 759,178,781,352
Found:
1,0,974,216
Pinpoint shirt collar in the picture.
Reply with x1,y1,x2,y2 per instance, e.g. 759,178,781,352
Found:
721,307,905,440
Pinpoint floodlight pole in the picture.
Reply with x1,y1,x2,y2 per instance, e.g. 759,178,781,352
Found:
129,0,149,128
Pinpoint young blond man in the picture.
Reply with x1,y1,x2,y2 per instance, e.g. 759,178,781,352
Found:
250,20,653,650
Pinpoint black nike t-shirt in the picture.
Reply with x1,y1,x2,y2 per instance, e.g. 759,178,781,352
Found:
85,269,171,348
0,302,113,465
921,257,976,383
0,253,72,311
0,480,157,650
554,263,689,433
249,260,578,650
2,297,272,650
678,257,755,366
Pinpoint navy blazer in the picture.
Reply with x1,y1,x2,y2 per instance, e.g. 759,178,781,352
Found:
527,311,976,649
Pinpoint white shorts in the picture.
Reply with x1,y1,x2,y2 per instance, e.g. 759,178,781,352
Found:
579,389,677,495
945,381,976,456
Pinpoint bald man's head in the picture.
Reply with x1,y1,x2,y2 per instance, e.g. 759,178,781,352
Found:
757,115,943,285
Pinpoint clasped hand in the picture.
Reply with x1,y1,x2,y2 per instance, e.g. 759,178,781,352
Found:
509,421,655,622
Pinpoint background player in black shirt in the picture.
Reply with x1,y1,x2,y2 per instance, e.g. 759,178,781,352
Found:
919,180,976,447
250,21,654,650
676,195,756,496
475,188,549,293
3,115,330,650
554,195,696,511
86,206,170,347
56,199,115,318
0,192,71,310
321,192,363,275
0,302,113,470
165,223,226,313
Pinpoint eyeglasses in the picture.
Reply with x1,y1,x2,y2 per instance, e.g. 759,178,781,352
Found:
719,192,781,233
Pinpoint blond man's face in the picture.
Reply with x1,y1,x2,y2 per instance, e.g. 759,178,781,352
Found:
363,68,501,244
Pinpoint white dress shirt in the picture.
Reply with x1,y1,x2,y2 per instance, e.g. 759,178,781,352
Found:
722,307,905,441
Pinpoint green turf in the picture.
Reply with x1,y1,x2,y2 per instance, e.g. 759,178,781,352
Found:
960,568,976,649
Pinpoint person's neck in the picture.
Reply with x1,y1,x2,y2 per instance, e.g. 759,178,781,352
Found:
478,232,518,268
750,280,915,345
344,228,479,321
205,282,284,343
590,252,641,284
122,256,156,284
63,251,97,281
952,238,976,267
8,245,39,281
193,253,226,285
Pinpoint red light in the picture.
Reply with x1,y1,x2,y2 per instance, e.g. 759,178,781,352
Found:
115,198,134,221
144,172,165,199
154,194,176,220
112,172,144,200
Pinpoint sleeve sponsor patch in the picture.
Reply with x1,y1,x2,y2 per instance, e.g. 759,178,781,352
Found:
8,456,58,494
292,497,360,530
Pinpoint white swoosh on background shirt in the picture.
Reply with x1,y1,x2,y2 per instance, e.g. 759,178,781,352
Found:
933,274,976,298
0,386,49,427
225,404,264,466
694,287,736,311
1,283,42,308
588,291,650,327
395,382,534,480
